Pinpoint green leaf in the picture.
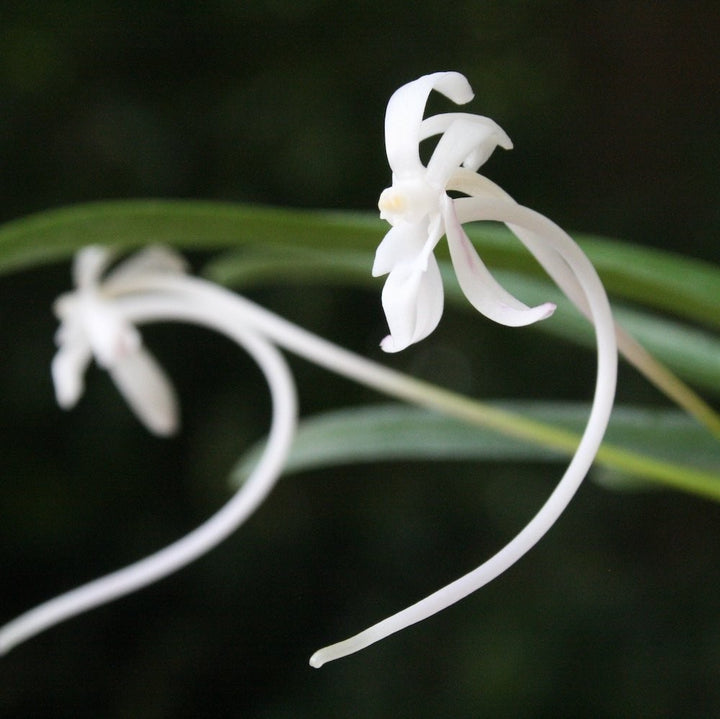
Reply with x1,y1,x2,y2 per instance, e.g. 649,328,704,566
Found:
231,402,720,501
206,247,720,396
0,201,378,275
3,199,719,412
1,200,719,332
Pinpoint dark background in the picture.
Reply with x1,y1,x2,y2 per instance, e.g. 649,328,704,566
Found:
1,2,719,717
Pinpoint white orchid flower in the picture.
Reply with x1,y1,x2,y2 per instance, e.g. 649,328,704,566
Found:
51,245,184,436
373,71,556,352
309,73,618,667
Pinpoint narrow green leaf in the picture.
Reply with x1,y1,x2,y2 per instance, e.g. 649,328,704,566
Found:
231,403,720,501
206,248,720,396
0,201,378,275
4,200,719,412
1,201,719,332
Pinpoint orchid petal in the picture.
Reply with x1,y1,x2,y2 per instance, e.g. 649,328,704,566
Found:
444,201,555,327
385,72,473,178
380,256,444,353
423,115,512,180
453,192,587,308
447,167,512,199
372,223,428,277
420,113,512,150
51,340,92,409
73,246,112,289
108,346,179,436
448,180,593,322
422,115,512,172
104,246,187,292
82,299,141,368
426,118,507,189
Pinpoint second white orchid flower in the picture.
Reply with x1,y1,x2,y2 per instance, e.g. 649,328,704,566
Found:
0,246,299,655
52,245,183,436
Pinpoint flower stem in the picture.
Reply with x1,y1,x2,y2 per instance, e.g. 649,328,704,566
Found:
306,199,617,666
124,254,617,667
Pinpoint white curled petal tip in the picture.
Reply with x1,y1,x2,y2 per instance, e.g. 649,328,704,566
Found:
108,346,179,436
420,112,512,150
420,114,513,173
380,255,444,353
444,203,555,327
372,227,401,277
431,71,474,105
385,72,473,177
462,127,513,172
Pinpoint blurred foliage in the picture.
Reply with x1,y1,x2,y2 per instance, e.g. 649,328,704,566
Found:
1,2,719,718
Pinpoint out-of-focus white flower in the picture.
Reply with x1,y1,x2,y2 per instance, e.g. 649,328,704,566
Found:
373,71,555,352
51,245,184,435
1,245,298,656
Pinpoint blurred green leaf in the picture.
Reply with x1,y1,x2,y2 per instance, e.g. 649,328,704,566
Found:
231,402,720,501
0,201,378,274
2,199,718,405
1,200,719,332
207,247,720,396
